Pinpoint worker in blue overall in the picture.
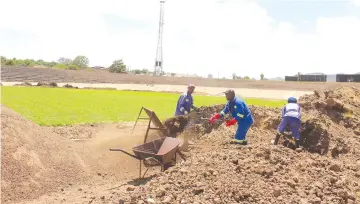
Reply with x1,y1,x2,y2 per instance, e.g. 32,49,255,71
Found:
272,97,302,149
209,89,254,145
174,84,197,116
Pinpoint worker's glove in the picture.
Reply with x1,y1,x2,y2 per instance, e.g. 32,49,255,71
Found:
184,111,189,115
209,113,221,124
225,118,237,127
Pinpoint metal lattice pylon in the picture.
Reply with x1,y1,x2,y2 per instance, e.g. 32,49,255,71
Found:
154,0,165,76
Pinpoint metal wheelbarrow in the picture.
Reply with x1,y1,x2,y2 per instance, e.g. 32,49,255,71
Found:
110,137,186,179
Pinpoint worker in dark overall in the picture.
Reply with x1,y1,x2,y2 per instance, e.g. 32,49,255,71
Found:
174,84,197,116
209,89,254,145
272,97,302,149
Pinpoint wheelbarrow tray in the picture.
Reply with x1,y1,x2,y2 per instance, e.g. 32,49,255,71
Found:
133,137,181,164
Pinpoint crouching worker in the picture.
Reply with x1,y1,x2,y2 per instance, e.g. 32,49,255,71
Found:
273,97,302,149
209,89,254,145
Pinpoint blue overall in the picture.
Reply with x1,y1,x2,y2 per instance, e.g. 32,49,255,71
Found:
277,103,301,140
220,96,254,142
174,92,194,116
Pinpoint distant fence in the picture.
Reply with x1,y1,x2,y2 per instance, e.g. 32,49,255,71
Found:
336,74,360,82
285,74,359,82
285,76,298,81
285,74,327,82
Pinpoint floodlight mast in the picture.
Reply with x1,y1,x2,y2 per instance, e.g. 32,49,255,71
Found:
154,0,165,76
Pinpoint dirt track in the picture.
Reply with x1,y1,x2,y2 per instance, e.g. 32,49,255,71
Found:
2,66,360,91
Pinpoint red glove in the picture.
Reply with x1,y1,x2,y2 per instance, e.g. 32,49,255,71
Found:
225,118,237,127
209,113,221,124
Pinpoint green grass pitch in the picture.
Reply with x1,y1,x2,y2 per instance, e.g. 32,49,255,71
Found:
1,86,286,126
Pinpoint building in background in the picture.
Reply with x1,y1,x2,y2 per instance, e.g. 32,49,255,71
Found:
285,73,327,82
326,74,337,82
285,75,299,81
336,74,360,82
285,73,360,82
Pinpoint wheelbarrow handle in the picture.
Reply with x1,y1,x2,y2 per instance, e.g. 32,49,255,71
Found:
109,148,140,160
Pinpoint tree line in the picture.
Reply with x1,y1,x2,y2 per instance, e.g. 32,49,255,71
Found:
2,56,266,79
0,56,129,73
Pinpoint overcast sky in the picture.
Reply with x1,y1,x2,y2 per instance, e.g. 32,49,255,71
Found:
1,0,359,78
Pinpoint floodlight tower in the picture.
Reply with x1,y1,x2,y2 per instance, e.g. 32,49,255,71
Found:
154,0,165,76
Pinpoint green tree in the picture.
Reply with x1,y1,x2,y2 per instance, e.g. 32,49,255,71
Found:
260,73,264,80
5,59,14,65
67,64,79,70
54,64,67,69
36,59,45,65
58,57,72,65
1,56,6,64
49,61,58,67
243,76,250,80
108,59,126,73
23,59,35,66
72,55,89,68
15,59,25,66
134,69,141,74
141,69,149,74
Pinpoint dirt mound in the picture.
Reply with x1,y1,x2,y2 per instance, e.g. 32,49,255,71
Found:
106,87,360,203
1,105,88,204
110,124,360,204
162,87,360,156
14,82,32,86
36,82,58,87
299,86,360,135
121,145,360,204
63,84,79,89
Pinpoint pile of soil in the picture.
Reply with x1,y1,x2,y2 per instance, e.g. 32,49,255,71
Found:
14,82,33,86
36,82,58,87
111,87,360,203
63,84,79,89
299,86,360,136
1,106,88,203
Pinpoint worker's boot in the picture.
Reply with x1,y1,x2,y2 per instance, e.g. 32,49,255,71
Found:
295,139,303,152
230,139,247,145
272,133,281,145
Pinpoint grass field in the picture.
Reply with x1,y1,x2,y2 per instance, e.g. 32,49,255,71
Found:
1,86,286,126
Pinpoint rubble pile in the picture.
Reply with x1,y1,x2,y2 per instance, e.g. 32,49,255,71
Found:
114,87,360,204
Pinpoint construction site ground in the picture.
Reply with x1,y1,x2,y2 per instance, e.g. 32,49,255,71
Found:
2,66,360,204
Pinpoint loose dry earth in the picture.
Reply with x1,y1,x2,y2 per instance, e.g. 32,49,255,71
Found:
2,66,360,91
2,86,360,204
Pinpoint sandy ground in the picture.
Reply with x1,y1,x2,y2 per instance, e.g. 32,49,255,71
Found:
1,81,312,100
